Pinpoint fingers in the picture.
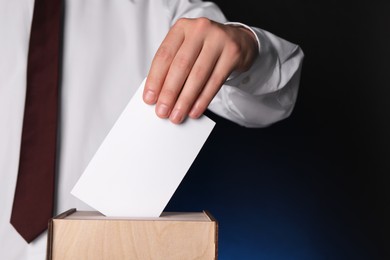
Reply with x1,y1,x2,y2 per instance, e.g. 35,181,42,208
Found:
143,24,185,105
154,33,204,120
165,37,218,123
143,18,255,124
188,42,239,119
145,18,210,123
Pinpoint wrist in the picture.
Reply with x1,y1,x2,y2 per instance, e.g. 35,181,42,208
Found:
225,23,260,72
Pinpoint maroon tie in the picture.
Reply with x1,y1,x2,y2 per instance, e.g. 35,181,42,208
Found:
10,0,62,243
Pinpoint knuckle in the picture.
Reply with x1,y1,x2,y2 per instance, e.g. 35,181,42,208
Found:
193,18,215,35
194,17,212,30
174,55,191,71
213,27,225,38
160,87,179,101
155,45,173,61
174,17,189,28
191,64,207,79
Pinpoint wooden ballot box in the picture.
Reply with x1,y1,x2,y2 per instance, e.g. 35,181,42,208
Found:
47,209,218,260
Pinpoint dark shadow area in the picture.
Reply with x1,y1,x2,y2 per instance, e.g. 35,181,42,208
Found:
165,1,389,259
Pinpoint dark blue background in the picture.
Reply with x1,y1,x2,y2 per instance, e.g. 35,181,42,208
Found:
165,1,388,259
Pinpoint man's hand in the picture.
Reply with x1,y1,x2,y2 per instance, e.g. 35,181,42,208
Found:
143,17,258,124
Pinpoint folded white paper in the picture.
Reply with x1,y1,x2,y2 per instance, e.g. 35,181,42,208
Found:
71,78,215,217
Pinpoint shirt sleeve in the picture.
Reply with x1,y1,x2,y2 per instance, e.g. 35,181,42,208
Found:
164,0,305,128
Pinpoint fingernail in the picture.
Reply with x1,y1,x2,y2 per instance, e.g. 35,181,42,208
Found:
170,109,183,124
144,90,156,103
157,104,169,117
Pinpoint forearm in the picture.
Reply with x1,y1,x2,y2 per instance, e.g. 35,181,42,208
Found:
209,26,304,127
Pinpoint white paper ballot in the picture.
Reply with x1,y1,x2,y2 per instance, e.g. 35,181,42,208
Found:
71,78,215,217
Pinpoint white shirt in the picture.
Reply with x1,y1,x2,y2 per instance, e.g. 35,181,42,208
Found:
0,0,304,259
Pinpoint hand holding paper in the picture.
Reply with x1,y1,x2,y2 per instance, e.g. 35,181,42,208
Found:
71,78,215,217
